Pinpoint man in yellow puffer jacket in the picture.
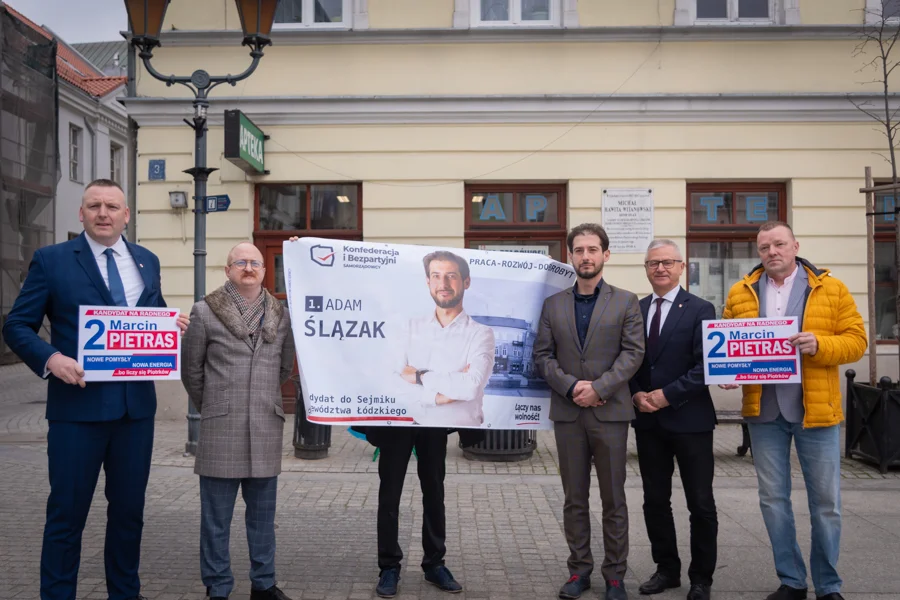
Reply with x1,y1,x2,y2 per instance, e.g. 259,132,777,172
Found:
722,221,866,600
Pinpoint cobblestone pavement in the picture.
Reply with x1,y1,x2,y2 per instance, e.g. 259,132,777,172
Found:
2,364,899,599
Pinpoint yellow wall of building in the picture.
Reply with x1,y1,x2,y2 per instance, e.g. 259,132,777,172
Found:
801,0,865,25
578,0,675,27
139,39,878,98
368,0,454,28
159,0,869,31
136,120,884,326
163,0,234,30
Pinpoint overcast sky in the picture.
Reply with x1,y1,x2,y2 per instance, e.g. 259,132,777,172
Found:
15,0,127,43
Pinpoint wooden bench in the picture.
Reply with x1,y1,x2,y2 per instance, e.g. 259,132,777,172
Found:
717,410,752,456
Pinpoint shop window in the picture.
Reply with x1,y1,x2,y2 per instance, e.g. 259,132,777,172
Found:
464,184,568,262
874,190,897,341
254,182,362,299
686,183,786,317
254,182,362,413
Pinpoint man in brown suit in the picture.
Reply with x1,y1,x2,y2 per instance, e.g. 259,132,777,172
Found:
534,223,645,600
181,242,295,600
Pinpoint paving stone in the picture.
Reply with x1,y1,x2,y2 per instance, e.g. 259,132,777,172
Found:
2,363,900,598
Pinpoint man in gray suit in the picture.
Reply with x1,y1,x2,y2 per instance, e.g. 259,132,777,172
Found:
534,223,645,600
181,242,296,600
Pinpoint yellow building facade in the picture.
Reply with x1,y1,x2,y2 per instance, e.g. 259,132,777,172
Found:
127,0,900,400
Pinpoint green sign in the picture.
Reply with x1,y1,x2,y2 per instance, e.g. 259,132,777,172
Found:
224,110,267,174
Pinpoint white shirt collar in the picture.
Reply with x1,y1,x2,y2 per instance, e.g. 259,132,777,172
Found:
84,232,128,259
771,262,800,289
428,309,469,329
651,286,681,304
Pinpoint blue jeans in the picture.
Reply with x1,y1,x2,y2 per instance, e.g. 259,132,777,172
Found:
199,476,278,598
748,416,842,596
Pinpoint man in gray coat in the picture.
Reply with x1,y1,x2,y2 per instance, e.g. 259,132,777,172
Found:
534,223,645,600
181,242,296,600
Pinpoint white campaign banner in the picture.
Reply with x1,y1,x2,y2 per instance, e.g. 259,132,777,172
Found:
284,238,576,430
77,306,181,381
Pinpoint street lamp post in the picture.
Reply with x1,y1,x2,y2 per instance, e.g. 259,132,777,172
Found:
125,0,279,455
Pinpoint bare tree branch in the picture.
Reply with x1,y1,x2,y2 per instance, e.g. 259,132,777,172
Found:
850,97,890,126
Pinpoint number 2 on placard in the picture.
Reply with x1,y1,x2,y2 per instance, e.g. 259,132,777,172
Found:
84,319,106,350
707,331,726,358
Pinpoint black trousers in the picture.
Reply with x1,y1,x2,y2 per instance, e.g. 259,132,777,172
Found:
376,427,447,572
635,426,718,586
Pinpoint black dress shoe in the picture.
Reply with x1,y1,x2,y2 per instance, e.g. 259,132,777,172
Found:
816,594,844,600
424,565,463,593
559,575,591,599
766,585,808,600
687,583,711,600
250,585,292,600
639,572,681,595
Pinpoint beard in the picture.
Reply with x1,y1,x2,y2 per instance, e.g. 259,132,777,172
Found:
432,289,463,309
575,262,603,280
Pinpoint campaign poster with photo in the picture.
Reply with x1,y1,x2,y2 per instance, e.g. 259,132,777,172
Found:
702,318,802,385
283,238,577,430
77,306,181,381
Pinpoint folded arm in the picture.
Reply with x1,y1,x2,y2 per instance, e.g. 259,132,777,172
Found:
420,327,496,402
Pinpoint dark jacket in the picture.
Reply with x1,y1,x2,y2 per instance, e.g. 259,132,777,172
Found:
2,232,166,422
533,281,645,422
629,287,717,434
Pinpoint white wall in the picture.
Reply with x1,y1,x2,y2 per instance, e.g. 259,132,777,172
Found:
56,85,130,244
56,103,90,243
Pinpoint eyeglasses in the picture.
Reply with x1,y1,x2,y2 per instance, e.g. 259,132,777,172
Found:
644,259,683,270
229,259,264,270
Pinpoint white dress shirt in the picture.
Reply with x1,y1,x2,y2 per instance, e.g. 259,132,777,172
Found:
765,263,799,318
395,310,496,427
84,233,145,307
646,286,681,336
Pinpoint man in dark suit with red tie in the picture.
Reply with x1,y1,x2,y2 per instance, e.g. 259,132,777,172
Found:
3,179,187,600
628,239,718,600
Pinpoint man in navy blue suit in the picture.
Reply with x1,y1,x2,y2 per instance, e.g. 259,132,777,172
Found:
628,239,718,600
2,179,187,600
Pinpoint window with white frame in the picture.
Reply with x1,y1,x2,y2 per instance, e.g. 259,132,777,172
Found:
697,0,772,22
69,125,82,182
867,0,900,21
273,0,351,27
674,0,799,25
110,143,123,185
470,0,560,27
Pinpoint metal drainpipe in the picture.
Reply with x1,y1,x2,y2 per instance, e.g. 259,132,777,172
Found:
125,37,137,242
